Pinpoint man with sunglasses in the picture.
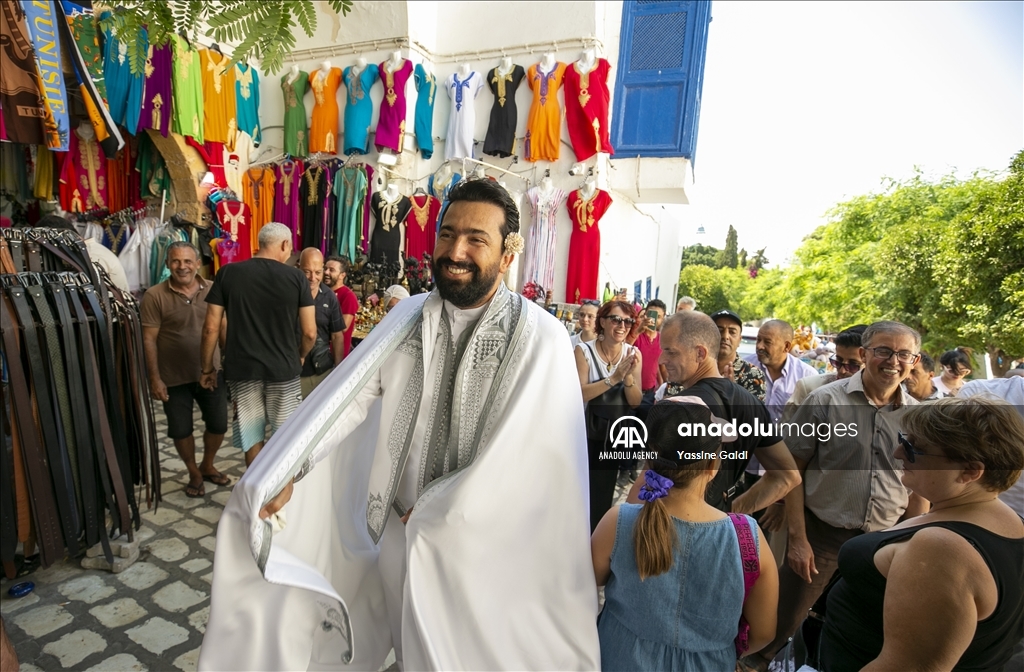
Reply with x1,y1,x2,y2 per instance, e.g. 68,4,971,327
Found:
744,321,931,671
783,325,867,416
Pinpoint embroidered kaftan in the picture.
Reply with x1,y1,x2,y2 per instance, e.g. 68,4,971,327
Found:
309,67,342,154
525,62,567,162
521,185,566,295
341,64,378,155
332,165,368,261
444,71,483,161
275,160,304,249
565,188,611,303
102,16,146,135
375,59,413,153
60,127,108,213
300,164,331,252
234,63,261,144
563,59,614,161
140,42,173,136
242,166,276,254
369,191,411,265
413,64,436,159
404,194,441,260
199,48,236,145
215,200,252,263
281,71,309,157
171,35,204,142
483,65,525,159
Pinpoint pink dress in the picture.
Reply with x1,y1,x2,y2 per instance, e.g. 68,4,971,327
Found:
375,59,413,153
274,159,303,248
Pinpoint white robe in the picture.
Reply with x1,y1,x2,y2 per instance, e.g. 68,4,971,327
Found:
199,286,599,671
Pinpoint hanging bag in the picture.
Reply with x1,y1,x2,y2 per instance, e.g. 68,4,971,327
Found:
728,513,761,655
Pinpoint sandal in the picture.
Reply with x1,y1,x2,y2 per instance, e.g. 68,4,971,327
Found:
185,481,205,498
202,471,231,487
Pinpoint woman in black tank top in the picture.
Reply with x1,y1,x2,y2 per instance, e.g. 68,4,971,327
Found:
818,398,1024,672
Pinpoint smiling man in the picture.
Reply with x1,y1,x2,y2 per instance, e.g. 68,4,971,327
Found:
200,179,599,671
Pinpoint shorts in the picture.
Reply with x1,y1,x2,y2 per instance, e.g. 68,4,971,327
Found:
227,378,302,452
162,373,228,440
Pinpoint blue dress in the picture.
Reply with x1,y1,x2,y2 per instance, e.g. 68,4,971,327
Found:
413,64,436,159
234,62,261,144
101,16,146,135
341,64,379,155
598,504,758,672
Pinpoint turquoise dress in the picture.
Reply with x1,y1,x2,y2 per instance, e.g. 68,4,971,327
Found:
598,504,759,672
234,62,261,144
101,15,146,135
413,64,436,159
342,64,379,154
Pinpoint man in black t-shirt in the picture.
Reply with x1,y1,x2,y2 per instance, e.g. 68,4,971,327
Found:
634,311,801,513
201,223,317,466
298,247,345,398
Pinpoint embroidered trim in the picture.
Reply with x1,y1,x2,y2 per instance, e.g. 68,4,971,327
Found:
409,195,433,231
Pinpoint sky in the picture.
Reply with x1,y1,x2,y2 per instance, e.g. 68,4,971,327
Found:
672,0,1023,267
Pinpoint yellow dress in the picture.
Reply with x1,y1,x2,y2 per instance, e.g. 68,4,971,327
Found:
309,68,342,154
200,48,237,145
525,62,567,162
243,167,276,254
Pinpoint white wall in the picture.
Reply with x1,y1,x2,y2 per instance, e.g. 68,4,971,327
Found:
247,0,689,305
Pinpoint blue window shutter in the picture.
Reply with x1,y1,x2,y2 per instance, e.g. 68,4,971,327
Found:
611,0,711,160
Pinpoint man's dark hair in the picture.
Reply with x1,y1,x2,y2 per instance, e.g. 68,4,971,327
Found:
834,324,868,349
441,178,520,248
918,351,935,373
939,347,972,372
647,299,667,312
326,255,350,273
37,214,74,231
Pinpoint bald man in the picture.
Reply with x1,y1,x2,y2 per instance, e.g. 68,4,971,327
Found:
298,247,346,398
744,319,819,420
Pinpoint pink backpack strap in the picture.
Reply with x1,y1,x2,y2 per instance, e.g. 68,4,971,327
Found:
728,513,761,655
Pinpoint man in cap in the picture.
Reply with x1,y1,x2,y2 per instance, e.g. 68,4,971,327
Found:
711,309,766,402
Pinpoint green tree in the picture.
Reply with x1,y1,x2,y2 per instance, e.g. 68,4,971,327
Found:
680,244,721,271
722,225,739,269
737,248,748,270
677,265,729,314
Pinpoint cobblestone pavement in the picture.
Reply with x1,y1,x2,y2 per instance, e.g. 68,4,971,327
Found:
1,407,244,671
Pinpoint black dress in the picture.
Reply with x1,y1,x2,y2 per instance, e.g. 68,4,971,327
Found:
482,65,525,158
369,191,411,265
299,164,330,250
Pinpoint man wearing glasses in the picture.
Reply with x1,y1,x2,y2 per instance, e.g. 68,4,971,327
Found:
743,321,931,671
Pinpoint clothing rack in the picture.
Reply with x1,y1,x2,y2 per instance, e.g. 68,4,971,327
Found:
460,157,531,185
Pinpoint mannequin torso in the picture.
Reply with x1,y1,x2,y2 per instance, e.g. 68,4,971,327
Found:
539,52,556,75
287,65,300,85
382,184,401,203
498,57,514,77
351,57,366,77
575,49,597,75
385,51,404,74
457,63,472,79
579,180,597,200
540,176,554,194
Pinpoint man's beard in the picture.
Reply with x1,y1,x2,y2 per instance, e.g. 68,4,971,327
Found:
432,256,502,308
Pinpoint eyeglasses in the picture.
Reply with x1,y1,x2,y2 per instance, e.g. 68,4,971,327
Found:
866,347,920,364
897,432,950,463
829,357,864,373
580,299,601,307
604,315,636,326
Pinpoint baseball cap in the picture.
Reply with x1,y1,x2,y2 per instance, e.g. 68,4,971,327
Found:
710,309,742,327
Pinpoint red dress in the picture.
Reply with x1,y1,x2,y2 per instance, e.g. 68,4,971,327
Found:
563,59,614,161
565,188,612,303
215,200,252,264
404,194,441,260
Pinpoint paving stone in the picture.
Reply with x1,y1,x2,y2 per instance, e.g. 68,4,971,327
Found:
191,506,221,524
211,490,232,506
180,558,211,573
42,629,107,668
161,490,205,510
175,518,213,540
0,591,40,613
173,646,200,672
126,617,190,655
188,605,209,634
117,562,169,590
12,603,73,637
89,597,148,628
134,525,157,543
142,506,183,526
152,581,206,613
147,537,191,562
18,664,45,672
200,572,213,585
199,536,217,552
33,561,82,584
84,653,147,671
58,575,116,604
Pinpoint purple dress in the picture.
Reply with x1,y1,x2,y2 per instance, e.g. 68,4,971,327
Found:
275,159,303,248
374,59,413,153
140,43,173,136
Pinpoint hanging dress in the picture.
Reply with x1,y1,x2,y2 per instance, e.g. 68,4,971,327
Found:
200,48,237,145
275,159,304,249
242,166,276,254
375,59,413,153
483,65,526,158
563,59,615,161
309,67,342,154
333,165,368,262
444,70,483,160
171,34,204,142
300,164,331,251
524,62,567,162
565,188,612,303
405,194,441,260
61,127,108,212
281,70,309,157
215,200,252,264
521,185,567,294
341,63,378,155
234,62,261,145
140,42,173,136
102,17,146,135
369,191,411,264
413,64,437,159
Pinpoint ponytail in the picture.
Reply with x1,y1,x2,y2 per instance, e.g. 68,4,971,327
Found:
634,497,676,579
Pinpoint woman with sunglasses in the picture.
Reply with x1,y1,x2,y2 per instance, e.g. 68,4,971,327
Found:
817,398,1024,672
934,347,973,396
575,300,644,530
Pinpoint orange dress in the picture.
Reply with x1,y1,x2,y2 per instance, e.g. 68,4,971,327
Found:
309,67,342,153
525,62,567,162
200,49,237,145
243,167,276,254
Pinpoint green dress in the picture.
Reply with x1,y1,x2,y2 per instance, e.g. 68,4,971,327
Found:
333,165,367,261
281,71,309,157
171,35,204,142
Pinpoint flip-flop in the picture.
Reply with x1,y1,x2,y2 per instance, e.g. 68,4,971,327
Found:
185,482,205,498
202,472,231,487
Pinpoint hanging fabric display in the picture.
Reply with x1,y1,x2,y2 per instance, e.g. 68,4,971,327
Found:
0,1,48,145
140,41,173,137
444,69,483,161
521,184,566,294
171,34,203,142
33,146,55,200
309,66,342,154
200,47,236,145
101,13,145,135
61,125,108,212
215,199,253,265
234,62,260,145
64,5,106,104
369,190,411,264
565,188,612,302
223,132,254,195
275,159,303,248
242,166,275,253
564,58,614,161
22,0,70,151
137,131,169,199
299,163,331,251
405,193,440,260
341,62,378,155
413,64,436,159
525,61,567,162
483,64,525,159
281,69,308,157
375,58,412,153
333,164,367,262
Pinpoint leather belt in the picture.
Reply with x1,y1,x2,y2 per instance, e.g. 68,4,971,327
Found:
0,377,18,573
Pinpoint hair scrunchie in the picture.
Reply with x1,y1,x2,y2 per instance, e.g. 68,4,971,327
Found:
638,470,674,502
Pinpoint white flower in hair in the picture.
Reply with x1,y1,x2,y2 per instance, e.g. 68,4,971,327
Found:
503,231,525,255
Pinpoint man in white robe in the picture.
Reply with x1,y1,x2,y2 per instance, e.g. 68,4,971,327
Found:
199,180,600,671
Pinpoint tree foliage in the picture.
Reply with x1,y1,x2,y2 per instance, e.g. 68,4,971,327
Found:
99,0,353,76
721,225,739,269
680,243,721,271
